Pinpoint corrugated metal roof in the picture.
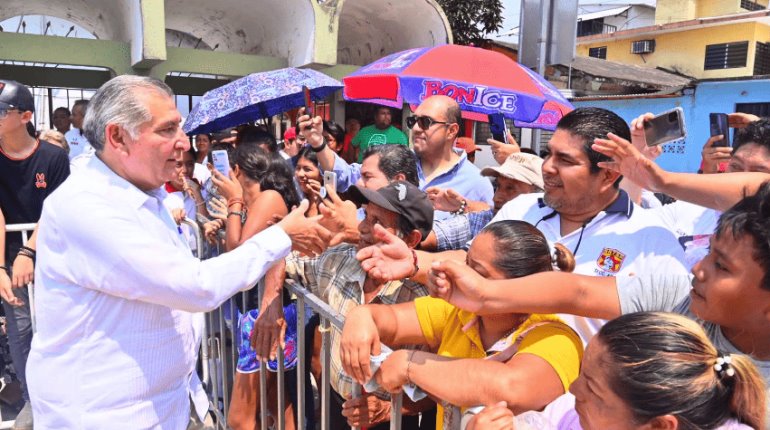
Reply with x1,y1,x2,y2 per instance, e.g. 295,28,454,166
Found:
578,6,631,22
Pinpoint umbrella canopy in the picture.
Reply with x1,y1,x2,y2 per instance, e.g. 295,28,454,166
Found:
184,67,343,136
343,45,572,129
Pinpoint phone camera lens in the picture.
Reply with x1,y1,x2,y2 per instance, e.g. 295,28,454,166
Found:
668,112,677,122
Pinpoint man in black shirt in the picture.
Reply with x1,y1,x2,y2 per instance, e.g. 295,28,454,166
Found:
0,80,69,428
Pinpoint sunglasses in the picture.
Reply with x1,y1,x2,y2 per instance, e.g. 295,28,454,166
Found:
406,115,453,130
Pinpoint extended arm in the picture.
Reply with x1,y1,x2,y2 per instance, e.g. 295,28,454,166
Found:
0,208,22,306
428,260,621,318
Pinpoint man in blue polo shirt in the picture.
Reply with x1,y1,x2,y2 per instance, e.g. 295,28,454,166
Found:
299,95,494,220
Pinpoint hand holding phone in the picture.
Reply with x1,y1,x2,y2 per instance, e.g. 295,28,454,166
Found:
320,171,337,199
488,113,510,143
709,113,730,147
211,149,230,177
644,107,686,147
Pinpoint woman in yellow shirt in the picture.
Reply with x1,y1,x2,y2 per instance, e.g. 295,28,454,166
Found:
340,220,584,429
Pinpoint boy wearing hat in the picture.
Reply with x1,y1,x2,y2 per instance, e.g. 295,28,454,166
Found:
0,79,69,429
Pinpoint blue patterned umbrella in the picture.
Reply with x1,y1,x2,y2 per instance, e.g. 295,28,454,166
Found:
183,68,343,135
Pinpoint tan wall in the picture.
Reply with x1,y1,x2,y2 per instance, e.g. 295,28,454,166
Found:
577,22,769,79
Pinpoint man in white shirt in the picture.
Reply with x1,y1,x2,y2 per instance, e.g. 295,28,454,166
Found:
355,107,689,343
27,75,329,429
64,99,95,161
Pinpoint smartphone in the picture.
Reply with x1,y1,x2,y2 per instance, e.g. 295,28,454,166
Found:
488,113,509,143
211,149,230,177
320,171,337,199
709,113,730,147
303,86,313,117
644,107,686,147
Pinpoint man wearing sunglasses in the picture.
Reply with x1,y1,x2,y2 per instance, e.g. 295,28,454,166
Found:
299,95,494,220
0,79,70,429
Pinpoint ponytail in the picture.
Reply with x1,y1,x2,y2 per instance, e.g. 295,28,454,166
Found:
552,243,575,273
724,354,766,430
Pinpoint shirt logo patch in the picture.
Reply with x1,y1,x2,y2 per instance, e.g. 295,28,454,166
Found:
596,248,625,274
35,173,47,189
395,183,407,201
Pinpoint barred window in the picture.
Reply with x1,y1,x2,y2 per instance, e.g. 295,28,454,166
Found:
588,46,607,60
704,41,749,70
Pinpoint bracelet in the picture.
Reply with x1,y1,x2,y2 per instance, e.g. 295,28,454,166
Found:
408,249,419,278
20,245,36,255
310,139,328,153
227,198,244,209
227,211,245,218
0,265,8,275
451,199,467,216
405,350,417,384
17,249,35,263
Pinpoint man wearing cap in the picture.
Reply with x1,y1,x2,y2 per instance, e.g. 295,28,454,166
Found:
281,127,302,161
0,79,70,429
423,152,544,251
284,180,436,429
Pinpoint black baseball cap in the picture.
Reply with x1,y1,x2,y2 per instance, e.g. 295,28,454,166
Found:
348,181,434,240
0,80,34,113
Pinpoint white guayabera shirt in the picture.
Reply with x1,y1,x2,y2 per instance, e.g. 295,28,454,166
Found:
28,155,292,429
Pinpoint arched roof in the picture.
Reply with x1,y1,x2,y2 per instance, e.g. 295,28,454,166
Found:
0,0,132,41
337,0,452,65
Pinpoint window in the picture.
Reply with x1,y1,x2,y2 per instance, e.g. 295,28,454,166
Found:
577,19,617,37
588,46,607,59
755,42,770,76
741,0,765,11
736,102,770,118
704,41,749,70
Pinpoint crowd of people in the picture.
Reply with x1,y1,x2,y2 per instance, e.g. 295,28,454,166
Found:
0,73,768,430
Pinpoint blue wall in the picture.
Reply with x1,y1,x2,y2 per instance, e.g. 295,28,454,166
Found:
573,79,770,173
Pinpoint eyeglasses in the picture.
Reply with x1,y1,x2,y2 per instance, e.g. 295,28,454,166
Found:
406,115,453,130
0,108,19,119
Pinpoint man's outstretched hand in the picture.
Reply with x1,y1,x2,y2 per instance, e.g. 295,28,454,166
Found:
277,200,332,255
356,224,414,282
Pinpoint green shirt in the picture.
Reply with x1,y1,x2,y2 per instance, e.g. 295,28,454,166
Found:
351,125,408,162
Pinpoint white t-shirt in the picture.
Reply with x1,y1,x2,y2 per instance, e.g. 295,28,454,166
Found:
64,128,94,161
490,192,689,343
649,200,720,270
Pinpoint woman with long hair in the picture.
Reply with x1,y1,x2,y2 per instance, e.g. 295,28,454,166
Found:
468,312,766,430
210,141,302,430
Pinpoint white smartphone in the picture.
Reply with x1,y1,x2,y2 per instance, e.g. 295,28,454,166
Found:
211,149,230,177
320,171,337,199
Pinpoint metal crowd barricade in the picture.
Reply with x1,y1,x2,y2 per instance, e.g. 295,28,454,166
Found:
197,250,406,429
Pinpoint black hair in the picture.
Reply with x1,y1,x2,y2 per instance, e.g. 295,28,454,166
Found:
186,146,197,161
598,312,766,430
53,106,71,116
715,181,770,292
72,99,89,112
296,145,320,168
232,142,300,209
236,125,278,153
362,145,419,187
480,220,574,277
734,118,770,153
323,120,346,144
556,107,631,187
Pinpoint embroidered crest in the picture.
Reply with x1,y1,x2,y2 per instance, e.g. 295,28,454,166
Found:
35,173,47,189
395,183,407,201
596,248,625,274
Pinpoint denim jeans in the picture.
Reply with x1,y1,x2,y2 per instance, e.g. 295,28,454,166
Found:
2,285,31,402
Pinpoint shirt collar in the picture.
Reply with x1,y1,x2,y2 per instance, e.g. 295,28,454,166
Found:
86,155,164,210
417,149,467,181
537,189,633,218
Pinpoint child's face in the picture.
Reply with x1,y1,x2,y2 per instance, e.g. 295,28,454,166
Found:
690,232,770,331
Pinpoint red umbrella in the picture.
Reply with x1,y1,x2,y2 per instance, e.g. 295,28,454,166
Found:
343,45,572,129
